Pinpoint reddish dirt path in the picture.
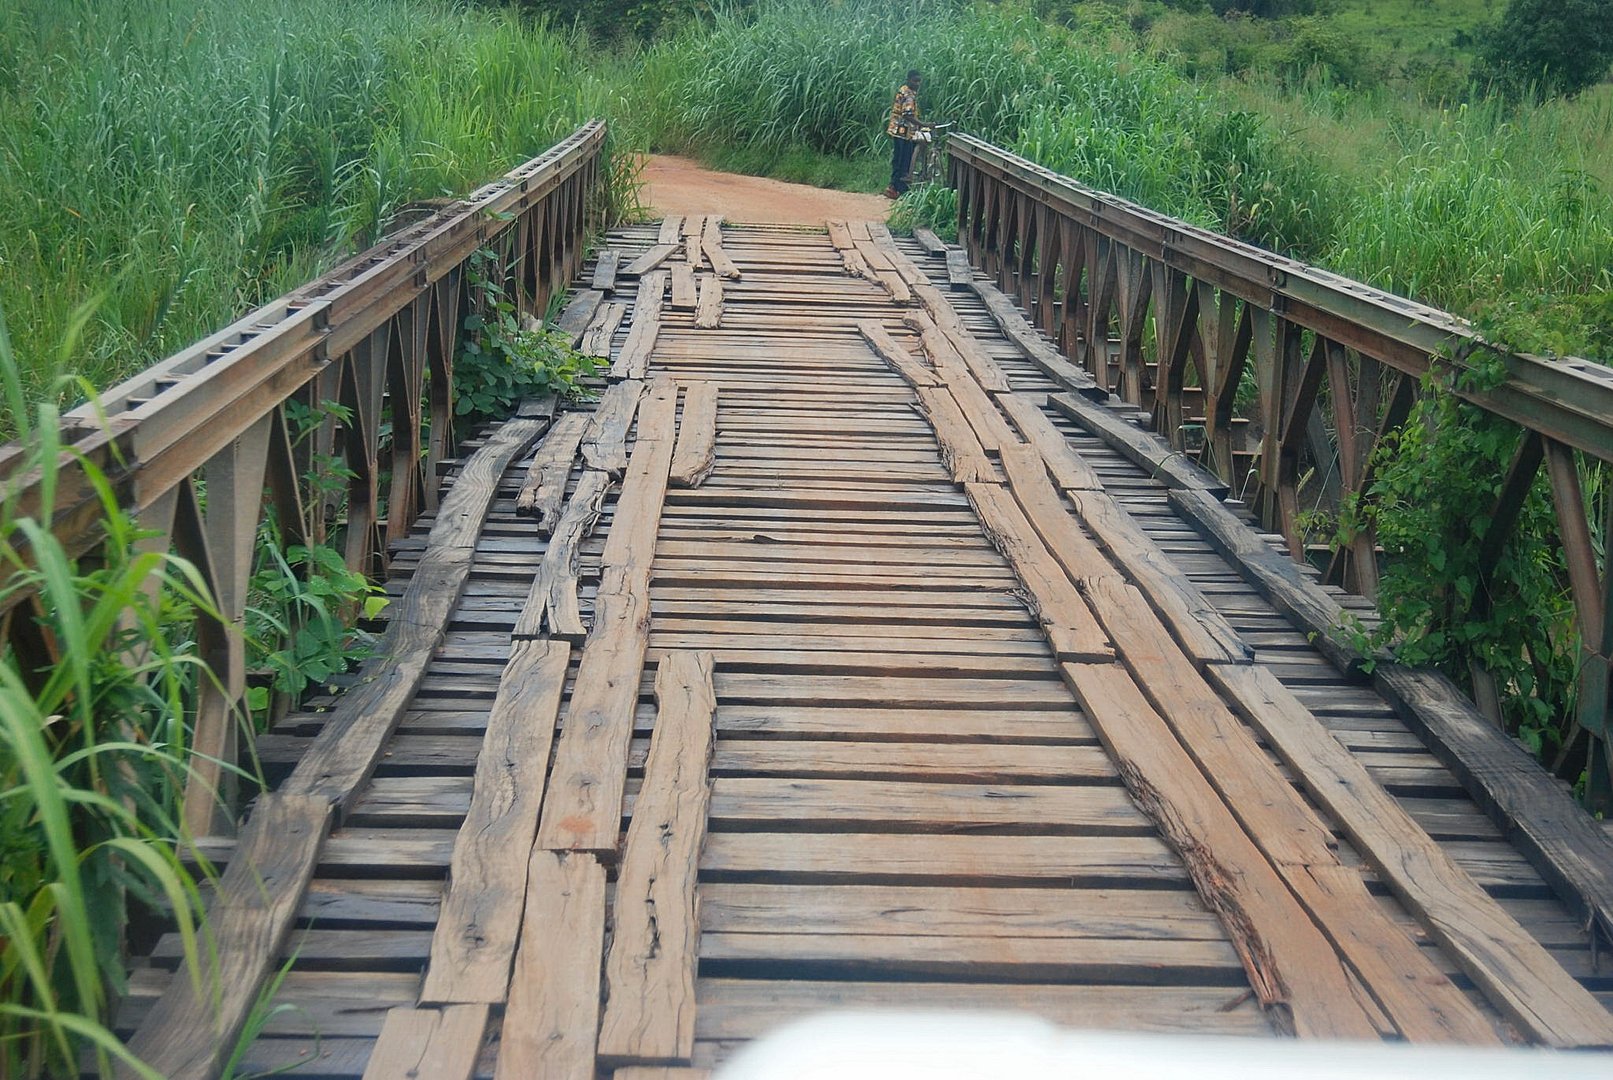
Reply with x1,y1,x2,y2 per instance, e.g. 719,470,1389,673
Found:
638,154,890,225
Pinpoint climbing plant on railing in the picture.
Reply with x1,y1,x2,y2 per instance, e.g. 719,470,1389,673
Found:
455,247,602,426
1345,354,1582,763
244,399,387,728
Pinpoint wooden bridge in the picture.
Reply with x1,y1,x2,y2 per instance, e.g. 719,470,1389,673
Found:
6,124,1613,1077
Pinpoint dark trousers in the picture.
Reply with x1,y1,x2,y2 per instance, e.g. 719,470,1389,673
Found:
890,137,916,194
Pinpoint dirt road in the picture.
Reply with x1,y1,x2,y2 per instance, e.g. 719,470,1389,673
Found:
638,154,890,225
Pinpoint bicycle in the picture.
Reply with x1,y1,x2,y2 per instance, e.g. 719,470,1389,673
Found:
907,121,955,187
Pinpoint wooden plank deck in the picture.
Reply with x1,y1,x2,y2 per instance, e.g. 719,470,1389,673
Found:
117,221,1613,1077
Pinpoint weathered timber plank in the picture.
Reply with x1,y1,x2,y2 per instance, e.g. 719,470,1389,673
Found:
582,379,647,477
906,309,1012,394
694,980,1270,1038
1051,392,1228,497
118,969,418,1037
670,264,698,311
710,672,1074,709
670,382,719,489
711,774,1144,832
702,217,742,280
872,266,913,305
1209,662,1613,1048
614,1069,711,1080
419,640,571,1004
598,651,718,1065
514,469,611,639
912,386,994,483
682,215,705,266
615,272,668,380
963,480,1113,663
592,250,624,293
923,346,1020,454
967,278,1100,397
124,793,331,1079
699,931,1243,981
709,705,1091,743
555,289,605,348
1057,661,1381,1039
1375,662,1613,962
1167,487,1366,674
516,411,590,526
343,775,1139,836
991,437,1248,665
946,247,974,290
495,851,606,1080
538,379,679,854
1078,575,1494,1044
849,224,890,267
625,245,677,277
582,301,628,359
827,219,872,280
703,737,1111,782
657,216,684,246
867,223,928,288
995,392,1102,490
857,321,940,388
362,1004,488,1080
910,227,947,254
1055,480,1251,666
698,883,1217,939
514,394,557,421
189,830,1184,886
694,275,723,330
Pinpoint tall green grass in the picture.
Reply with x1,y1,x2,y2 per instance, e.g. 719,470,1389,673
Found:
1,305,211,1076
0,0,633,423
636,0,1342,249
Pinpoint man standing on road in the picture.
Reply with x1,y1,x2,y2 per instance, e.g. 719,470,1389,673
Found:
884,69,923,199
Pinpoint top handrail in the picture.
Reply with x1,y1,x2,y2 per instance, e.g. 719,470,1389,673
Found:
948,133,1613,463
1,120,609,556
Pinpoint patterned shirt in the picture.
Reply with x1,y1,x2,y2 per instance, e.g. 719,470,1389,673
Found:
887,84,921,139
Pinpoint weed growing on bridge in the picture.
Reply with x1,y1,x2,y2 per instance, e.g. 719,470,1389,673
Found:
1346,359,1581,758
0,310,209,1077
247,538,385,720
455,247,603,426
241,398,388,726
889,184,959,243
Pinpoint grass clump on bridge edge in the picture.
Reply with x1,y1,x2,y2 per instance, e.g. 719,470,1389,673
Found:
0,315,212,1079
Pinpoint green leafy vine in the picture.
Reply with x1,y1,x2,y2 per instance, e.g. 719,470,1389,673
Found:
1343,349,1582,760
455,247,601,425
